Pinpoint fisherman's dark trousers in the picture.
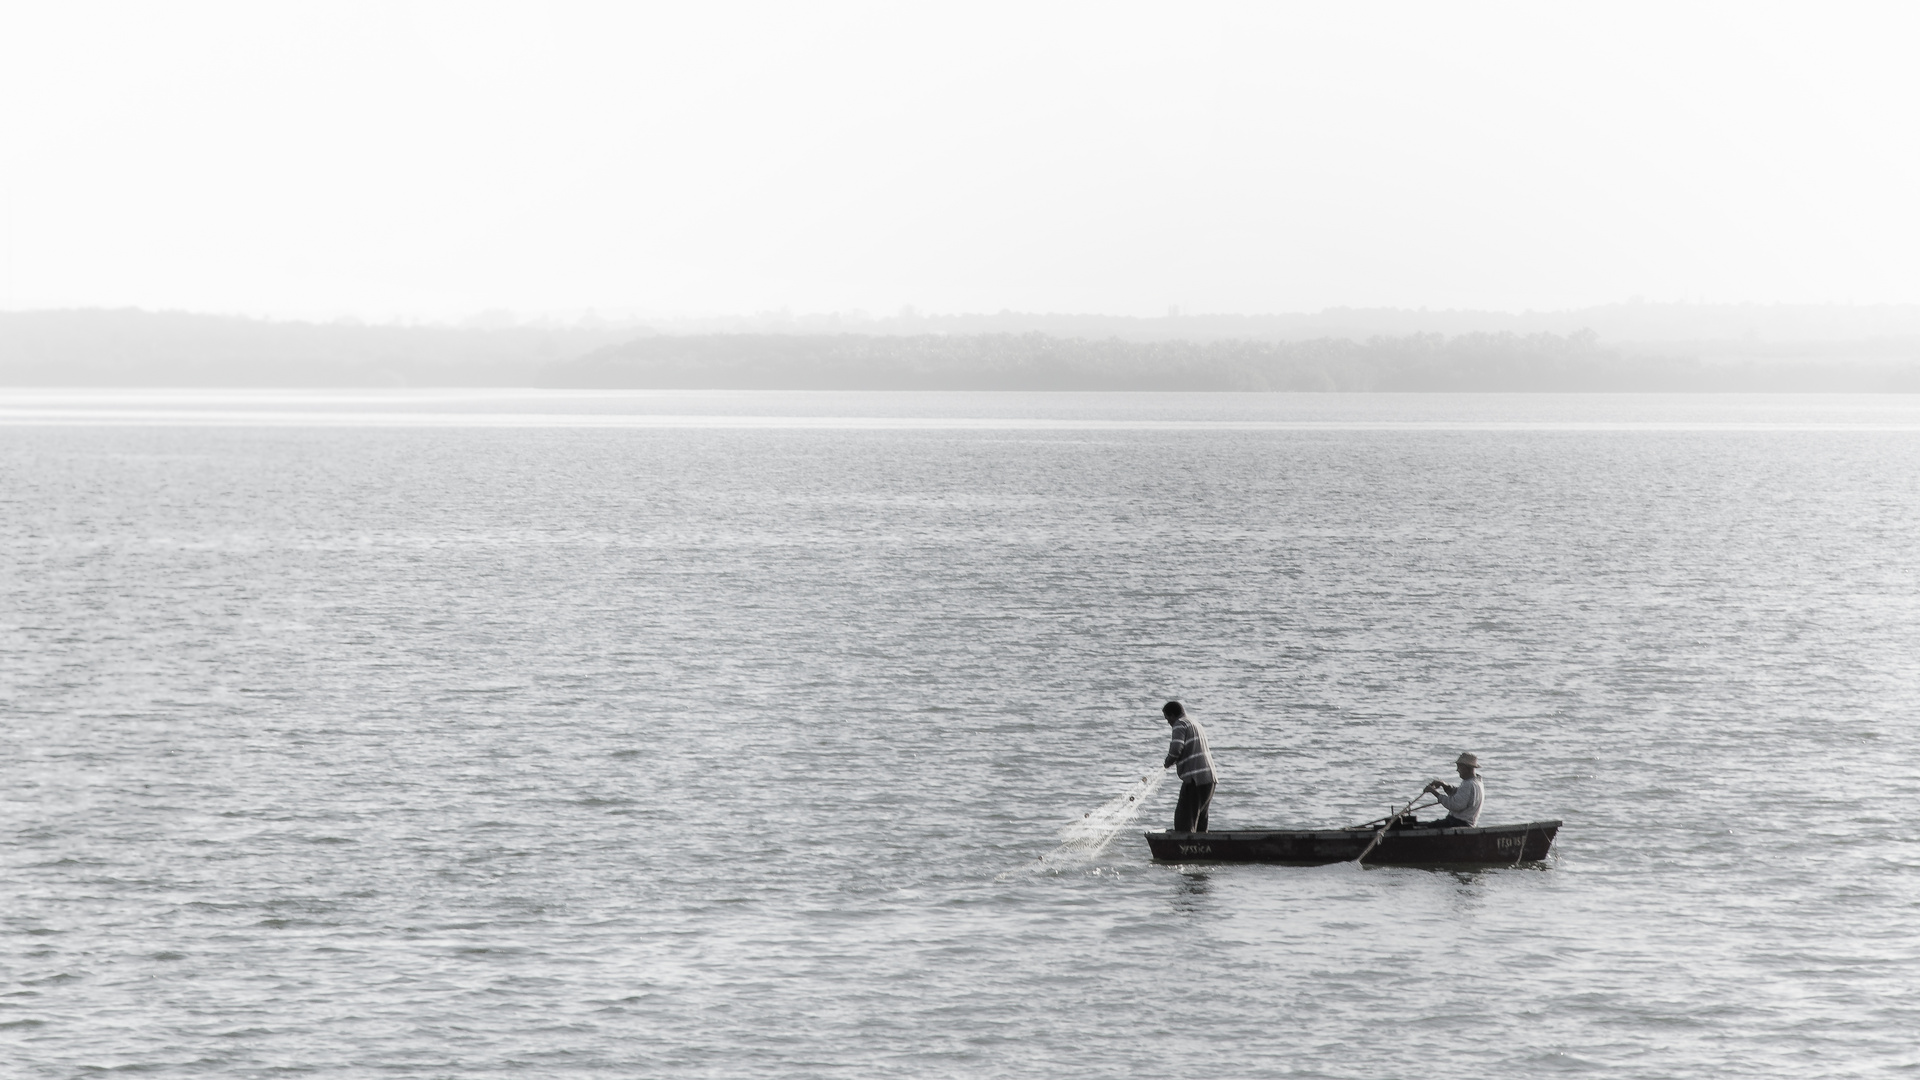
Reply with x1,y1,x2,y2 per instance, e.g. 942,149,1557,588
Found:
1174,780,1214,833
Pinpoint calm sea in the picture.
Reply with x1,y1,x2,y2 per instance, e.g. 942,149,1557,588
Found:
3,391,1917,1078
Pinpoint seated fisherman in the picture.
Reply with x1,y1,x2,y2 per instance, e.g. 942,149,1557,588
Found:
1161,701,1216,833
1424,752,1484,827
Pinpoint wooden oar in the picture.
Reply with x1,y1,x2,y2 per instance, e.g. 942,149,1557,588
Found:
1353,799,1438,829
1352,790,1432,865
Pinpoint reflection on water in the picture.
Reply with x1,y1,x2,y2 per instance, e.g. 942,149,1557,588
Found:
1165,869,1214,918
1173,869,1212,893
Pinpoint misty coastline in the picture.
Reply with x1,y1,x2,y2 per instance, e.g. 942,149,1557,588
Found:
4,307,1918,392
546,330,1920,392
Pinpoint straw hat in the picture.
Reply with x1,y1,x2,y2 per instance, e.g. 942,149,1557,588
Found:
1456,752,1479,768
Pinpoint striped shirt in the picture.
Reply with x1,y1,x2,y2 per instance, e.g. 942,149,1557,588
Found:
1163,717,1216,785
1435,776,1483,825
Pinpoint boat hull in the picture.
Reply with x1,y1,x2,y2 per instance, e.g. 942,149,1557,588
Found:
1145,820,1560,866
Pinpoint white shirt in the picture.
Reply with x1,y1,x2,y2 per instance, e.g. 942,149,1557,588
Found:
1436,775,1483,825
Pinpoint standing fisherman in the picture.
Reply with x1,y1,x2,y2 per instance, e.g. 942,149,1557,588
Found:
1162,701,1216,833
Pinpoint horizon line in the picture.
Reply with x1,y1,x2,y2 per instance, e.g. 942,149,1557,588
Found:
9,299,1920,329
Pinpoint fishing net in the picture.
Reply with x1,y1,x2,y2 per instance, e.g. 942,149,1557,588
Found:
1035,770,1167,870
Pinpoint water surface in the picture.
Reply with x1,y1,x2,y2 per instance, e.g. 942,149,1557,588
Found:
3,392,1916,1077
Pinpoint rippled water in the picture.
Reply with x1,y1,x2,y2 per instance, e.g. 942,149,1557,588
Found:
3,392,1917,1078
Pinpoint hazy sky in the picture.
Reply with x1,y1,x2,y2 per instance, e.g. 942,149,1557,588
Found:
3,2,1917,319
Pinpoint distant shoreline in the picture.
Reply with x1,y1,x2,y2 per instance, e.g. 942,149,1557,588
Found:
3,308,1917,392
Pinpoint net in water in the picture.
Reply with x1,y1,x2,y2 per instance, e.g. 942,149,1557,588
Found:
1036,771,1167,870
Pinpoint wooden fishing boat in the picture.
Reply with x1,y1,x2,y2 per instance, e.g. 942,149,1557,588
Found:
1144,819,1560,866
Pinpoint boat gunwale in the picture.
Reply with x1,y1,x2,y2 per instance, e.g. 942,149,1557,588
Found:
1145,818,1563,842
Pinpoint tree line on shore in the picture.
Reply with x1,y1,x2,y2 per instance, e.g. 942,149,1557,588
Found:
4,309,1918,391
545,330,1920,392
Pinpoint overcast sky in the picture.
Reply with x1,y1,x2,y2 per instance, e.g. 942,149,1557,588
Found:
3,2,1917,320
